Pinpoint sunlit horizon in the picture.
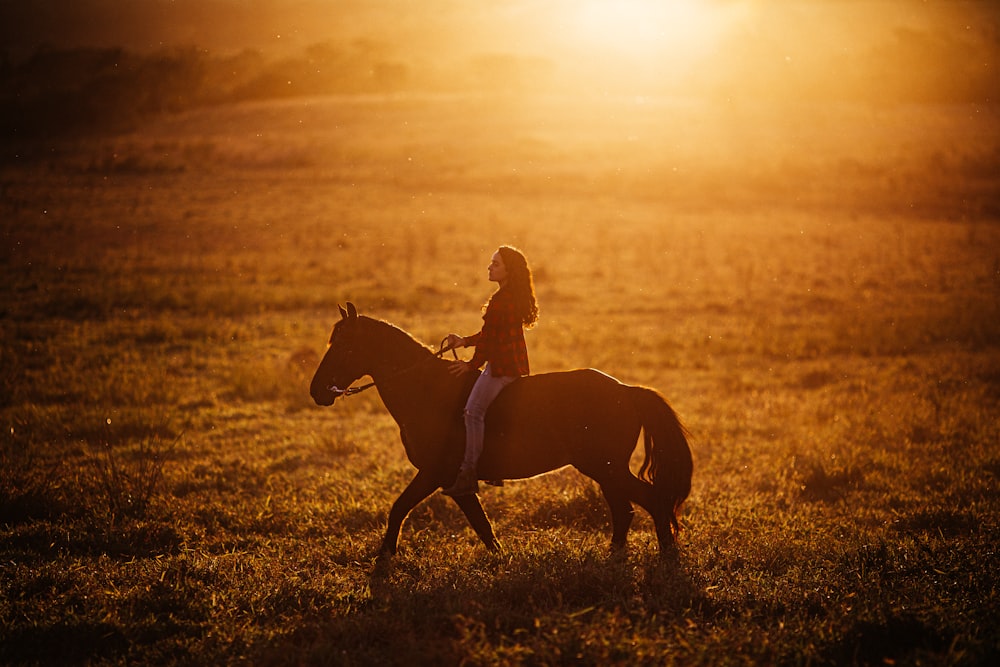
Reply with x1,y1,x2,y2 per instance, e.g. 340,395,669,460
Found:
1,0,997,103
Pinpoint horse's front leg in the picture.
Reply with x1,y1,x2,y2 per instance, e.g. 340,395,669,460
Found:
451,494,502,552
380,469,440,556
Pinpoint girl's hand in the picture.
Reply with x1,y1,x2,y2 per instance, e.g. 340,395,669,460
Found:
449,360,473,376
446,333,465,350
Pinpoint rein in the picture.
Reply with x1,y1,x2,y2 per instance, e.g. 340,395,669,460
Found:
327,337,460,398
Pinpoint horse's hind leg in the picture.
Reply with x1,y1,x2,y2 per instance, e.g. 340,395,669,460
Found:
599,480,635,551
577,462,635,551
590,464,675,552
451,494,502,552
621,474,675,551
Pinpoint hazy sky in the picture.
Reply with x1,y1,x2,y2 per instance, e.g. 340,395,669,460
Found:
1,1,994,55
2,1,997,99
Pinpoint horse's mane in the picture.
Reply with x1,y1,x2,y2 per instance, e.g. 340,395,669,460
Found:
359,316,435,357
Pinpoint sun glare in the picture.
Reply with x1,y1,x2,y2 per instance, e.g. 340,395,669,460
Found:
568,0,733,61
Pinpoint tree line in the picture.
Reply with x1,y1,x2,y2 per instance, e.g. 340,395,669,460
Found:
0,41,420,141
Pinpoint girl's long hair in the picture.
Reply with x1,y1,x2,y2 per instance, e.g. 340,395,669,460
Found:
494,245,539,328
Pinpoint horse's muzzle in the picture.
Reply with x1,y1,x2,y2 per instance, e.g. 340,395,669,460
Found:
310,384,339,407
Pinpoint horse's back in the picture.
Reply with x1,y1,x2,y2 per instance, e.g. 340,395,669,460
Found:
505,367,623,396
478,368,642,478
489,368,629,423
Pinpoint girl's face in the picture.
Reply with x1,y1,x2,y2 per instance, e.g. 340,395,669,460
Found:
488,251,508,285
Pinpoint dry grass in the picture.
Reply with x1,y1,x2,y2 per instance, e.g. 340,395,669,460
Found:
2,93,999,665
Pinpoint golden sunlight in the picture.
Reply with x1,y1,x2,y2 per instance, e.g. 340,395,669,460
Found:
565,0,741,61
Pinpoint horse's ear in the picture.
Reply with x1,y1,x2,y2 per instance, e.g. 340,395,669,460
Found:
339,304,349,320
346,302,358,319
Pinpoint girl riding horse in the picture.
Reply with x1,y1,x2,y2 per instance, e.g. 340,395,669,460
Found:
442,245,539,496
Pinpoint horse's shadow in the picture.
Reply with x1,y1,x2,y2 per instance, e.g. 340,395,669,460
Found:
305,537,706,665
366,542,698,622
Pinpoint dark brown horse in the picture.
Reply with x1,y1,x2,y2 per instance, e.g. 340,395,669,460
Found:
310,303,693,556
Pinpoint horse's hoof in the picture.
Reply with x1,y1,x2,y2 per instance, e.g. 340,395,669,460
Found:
658,542,680,563
371,553,395,579
608,542,628,560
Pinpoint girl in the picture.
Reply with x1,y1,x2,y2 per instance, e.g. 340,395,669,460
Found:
441,245,539,496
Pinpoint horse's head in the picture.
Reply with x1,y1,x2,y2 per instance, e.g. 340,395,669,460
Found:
310,302,370,406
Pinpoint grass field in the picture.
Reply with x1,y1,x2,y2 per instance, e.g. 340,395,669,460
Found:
2,93,999,665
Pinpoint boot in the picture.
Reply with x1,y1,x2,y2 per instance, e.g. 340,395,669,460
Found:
442,467,479,497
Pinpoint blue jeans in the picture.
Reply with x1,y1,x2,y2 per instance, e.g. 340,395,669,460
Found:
462,363,515,471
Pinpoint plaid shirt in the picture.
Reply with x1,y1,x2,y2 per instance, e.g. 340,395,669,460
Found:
465,287,530,377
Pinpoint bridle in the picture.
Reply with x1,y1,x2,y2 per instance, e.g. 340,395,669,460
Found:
326,337,460,398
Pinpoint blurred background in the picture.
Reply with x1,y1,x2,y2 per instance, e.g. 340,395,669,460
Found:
2,0,998,135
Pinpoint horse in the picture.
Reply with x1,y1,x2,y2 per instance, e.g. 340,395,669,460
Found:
310,302,693,557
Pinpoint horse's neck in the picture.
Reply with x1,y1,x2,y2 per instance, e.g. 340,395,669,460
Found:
365,319,448,432
365,320,430,378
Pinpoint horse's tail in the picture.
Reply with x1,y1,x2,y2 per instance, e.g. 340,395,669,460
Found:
628,386,693,537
